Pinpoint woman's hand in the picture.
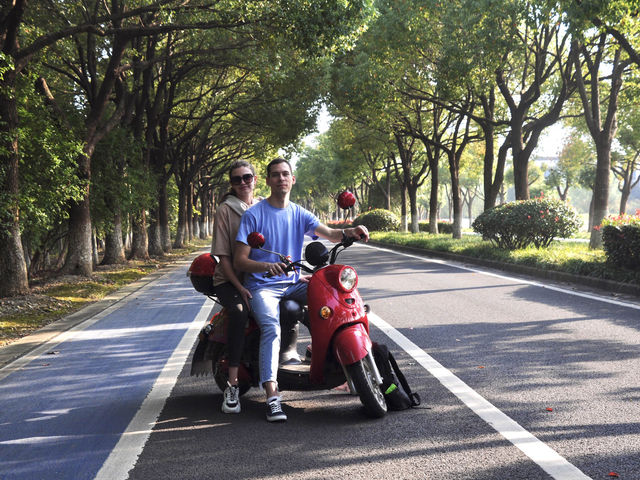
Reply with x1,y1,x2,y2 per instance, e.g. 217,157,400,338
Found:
239,286,253,310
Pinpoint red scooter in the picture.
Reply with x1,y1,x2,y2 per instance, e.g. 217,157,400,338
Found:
188,233,387,418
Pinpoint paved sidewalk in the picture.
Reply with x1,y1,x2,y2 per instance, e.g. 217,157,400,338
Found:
0,258,196,373
0,258,212,480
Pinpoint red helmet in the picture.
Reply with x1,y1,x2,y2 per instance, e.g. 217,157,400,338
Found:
188,253,217,295
338,191,356,209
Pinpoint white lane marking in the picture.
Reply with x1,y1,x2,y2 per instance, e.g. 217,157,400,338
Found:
368,312,590,480
363,243,640,311
94,297,213,480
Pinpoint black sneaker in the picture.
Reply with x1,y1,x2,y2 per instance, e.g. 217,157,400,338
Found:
222,384,240,414
266,397,287,422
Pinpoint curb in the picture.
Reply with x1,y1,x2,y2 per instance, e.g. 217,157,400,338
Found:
0,256,198,371
368,241,640,299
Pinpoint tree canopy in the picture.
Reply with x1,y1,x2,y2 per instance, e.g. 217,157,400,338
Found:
2,0,640,296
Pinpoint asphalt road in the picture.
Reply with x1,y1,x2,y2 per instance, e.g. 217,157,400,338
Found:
1,243,639,480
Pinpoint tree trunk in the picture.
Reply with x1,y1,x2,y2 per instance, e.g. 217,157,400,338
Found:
101,209,126,264
173,187,188,248
92,230,99,267
480,91,506,211
0,67,29,296
199,187,210,239
148,208,164,257
408,185,419,233
619,182,630,215
63,151,93,276
63,191,93,275
157,181,172,252
573,40,628,248
399,183,408,232
511,121,530,201
429,164,439,234
449,155,463,239
129,209,149,260
589,141,611,248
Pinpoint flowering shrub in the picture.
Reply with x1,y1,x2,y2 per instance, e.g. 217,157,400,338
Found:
600,211,640,270
326,220,353,228
471,198,581,250
353,209,400,232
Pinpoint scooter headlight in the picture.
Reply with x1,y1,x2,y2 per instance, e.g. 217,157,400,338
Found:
338,266,357,292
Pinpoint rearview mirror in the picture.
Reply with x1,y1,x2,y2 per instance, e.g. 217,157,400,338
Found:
305,241,329,266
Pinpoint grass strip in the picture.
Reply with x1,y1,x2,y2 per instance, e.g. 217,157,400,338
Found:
370,232,640,285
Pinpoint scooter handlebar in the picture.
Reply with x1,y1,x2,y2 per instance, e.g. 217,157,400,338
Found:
262,261,312,278
341,233,365,248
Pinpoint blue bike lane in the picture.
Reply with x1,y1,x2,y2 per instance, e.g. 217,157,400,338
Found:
0,262,212,480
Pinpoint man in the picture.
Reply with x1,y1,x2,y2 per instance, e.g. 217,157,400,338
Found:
234,157,369,422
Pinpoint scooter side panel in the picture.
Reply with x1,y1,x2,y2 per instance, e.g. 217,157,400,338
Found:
307,267,369,384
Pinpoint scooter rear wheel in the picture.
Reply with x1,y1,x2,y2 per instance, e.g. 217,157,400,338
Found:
213,360,251,396
347,355,387,418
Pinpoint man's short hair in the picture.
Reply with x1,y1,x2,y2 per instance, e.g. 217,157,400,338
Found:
266,157,292,176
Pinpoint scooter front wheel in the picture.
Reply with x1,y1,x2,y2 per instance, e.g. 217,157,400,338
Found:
346,355,387,418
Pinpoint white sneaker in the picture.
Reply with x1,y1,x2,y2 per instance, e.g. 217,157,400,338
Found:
222,384,240,414
266,396,287,422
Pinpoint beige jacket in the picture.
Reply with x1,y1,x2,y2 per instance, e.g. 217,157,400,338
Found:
211,195,257,287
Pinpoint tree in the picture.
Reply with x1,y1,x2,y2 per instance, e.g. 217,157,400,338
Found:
613,93,640,214
572,33,632,247
459,142,485,225
0,0,373,294
495,3,577,200
562,0,640,70
545,134,595,202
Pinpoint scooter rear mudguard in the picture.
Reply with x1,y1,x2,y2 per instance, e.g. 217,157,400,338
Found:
332,323,372,366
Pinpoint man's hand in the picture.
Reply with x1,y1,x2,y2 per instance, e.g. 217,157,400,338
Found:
345,225,369,242
314,223,370,244
266,261,289,277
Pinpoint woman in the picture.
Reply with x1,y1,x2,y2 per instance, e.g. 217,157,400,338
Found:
212,160,259,414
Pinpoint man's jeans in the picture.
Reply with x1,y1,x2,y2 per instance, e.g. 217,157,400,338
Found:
249,281,308,386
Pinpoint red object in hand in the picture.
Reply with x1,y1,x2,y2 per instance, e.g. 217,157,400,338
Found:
338,191,356,209
247,232,265,248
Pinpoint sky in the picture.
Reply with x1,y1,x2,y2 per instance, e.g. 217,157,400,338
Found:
291,104,567,167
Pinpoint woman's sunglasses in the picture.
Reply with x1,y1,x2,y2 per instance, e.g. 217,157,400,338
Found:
230,173,254,185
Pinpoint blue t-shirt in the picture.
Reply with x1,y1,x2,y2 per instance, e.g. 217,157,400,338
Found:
236,199,320,290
